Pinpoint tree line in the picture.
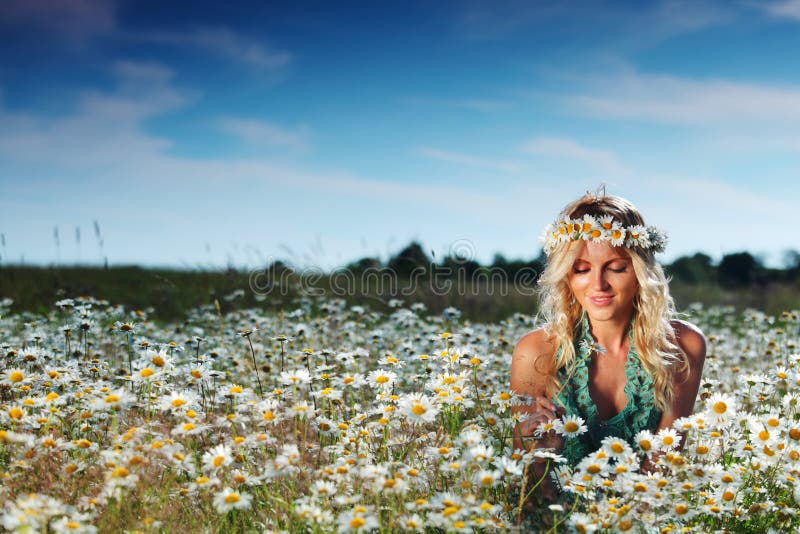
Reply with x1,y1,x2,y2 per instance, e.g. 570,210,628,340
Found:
321,242,800,289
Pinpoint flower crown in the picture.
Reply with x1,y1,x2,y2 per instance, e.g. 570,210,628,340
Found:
541,214,667,256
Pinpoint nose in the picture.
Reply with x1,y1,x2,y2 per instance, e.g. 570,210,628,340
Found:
592,269,610,291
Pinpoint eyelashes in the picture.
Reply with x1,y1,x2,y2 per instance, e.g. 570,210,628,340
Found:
572,266,628,274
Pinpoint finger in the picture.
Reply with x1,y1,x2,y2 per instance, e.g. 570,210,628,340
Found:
529,411,556,430
533,396,557,412
520,413,549,434
536,397,556,412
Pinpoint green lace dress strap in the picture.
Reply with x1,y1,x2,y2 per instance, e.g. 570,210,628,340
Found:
553,316,662,467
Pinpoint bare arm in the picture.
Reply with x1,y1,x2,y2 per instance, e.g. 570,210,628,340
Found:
510,329,559,451
657,320,707,433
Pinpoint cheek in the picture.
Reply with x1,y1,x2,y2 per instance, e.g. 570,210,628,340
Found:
621,276,639,295
567,275,587,293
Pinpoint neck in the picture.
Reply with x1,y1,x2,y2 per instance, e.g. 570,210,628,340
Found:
585,314,632,357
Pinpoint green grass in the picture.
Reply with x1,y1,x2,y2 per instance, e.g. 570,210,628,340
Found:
1,265,799,323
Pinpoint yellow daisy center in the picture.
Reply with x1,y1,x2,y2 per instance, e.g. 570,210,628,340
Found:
564,421,579,433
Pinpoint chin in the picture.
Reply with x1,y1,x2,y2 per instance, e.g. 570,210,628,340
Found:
585,306,628,322
586,311,614,322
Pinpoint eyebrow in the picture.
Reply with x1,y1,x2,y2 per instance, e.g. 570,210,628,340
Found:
574,256,630,262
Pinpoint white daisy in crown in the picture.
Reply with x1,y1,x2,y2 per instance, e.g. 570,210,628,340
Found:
541,214,667,255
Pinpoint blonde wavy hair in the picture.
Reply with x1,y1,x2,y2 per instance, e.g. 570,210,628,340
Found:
538,193,687,413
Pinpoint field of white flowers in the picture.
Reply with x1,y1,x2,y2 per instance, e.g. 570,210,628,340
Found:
0,294,799,533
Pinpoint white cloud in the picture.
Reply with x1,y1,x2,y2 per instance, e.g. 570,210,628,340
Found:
451,0,732,46
618,0,734,48
521,137,629,177
219,118,311,152
141,27,291,70
416,147,519,173
417,147,519,173
0,61,185,167
563,69,800,126
758,0,800,20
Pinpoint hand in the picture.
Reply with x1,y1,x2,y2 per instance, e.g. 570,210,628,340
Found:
518,396,558,437
515,396,564,451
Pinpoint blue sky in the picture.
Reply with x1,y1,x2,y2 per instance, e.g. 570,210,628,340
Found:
2,0,800,270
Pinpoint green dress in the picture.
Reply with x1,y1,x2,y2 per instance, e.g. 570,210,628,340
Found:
553,316,662,467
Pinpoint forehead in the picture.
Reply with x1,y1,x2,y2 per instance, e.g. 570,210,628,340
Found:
573,241,631,262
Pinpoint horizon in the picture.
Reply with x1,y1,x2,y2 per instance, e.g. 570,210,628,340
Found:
0,236,791,273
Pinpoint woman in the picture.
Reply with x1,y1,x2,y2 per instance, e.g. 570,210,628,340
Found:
510,191,706,472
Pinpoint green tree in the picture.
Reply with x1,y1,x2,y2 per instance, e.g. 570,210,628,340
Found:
718,252,762,287
387,242,431,277
666,253,716,284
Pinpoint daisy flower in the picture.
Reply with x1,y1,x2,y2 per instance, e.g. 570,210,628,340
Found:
783,392,800,412
465,443,494,463
2,367,28,386
337,373,366,389
171,421,209,437
311,480,338,498
568,512,599,533
337,505,380,533
624,224,650,248
574,454,610,481
399,514,425,531
488,390,517,410
705,392,737,428
473,469,500,488
555,414,588,438
144,347,175,371
131,364,163,384
656,428,682,452
600,436,633,458
312,386,343,401
366,369,397,391
378,355,404,368
316,417,339,436
279,368,312,386
398,393,439,424
634,429,656,455
202,443,233,471
213,488,253,513
158,390,199,413
495,456,524,479
88,389,135,412
231,469,259,487
51,514,98,534
761,411,784,433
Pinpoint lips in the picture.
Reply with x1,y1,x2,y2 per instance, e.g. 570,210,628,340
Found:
588,295,614,306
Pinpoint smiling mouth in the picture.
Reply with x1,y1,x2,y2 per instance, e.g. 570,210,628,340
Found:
588,296,613,306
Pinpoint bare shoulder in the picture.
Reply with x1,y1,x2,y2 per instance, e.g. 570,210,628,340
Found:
514,328,555,357
670,319,707,366
510,328,556,397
